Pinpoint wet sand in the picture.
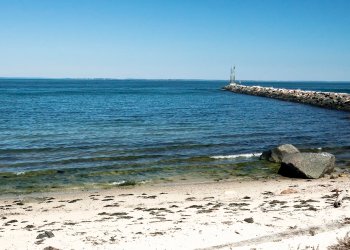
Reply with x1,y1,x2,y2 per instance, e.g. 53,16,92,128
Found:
1,176,350,249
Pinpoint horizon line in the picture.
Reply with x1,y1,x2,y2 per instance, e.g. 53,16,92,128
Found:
0,76,349,83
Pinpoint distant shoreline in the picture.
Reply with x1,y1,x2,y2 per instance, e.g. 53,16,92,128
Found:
1,77,350,82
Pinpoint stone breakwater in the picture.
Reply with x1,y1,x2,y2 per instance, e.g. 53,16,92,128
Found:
224,83,350,111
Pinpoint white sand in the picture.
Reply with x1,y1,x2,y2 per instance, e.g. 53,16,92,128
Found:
1,176,350,250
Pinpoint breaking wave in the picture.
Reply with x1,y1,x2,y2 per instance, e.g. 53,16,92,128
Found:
210,153,261,159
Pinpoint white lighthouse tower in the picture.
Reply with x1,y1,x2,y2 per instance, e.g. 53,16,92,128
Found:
229,66,236,84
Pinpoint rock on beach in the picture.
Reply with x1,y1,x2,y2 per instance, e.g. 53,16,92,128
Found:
260,144,336,179
278,152,335,179
260,144,299,163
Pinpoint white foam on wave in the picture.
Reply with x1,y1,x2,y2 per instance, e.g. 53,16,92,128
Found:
109,180,148,186
210,152,261,159
110,181,126,186
16,171,25,175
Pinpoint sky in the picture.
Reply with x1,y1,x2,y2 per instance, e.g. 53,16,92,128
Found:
0,0,349,81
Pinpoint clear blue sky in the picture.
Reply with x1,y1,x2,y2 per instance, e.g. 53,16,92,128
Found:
0,0,349,80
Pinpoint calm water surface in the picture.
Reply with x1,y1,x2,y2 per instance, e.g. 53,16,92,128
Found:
0,79,349,193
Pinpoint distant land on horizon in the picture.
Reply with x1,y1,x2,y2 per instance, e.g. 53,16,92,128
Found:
0,77,350,83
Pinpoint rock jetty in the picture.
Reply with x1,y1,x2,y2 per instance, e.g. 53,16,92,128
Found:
224,83,350,111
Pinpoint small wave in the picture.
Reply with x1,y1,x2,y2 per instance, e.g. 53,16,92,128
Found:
109,181,126,186
109,179,149,186
16,171,26,175
210,153,261,159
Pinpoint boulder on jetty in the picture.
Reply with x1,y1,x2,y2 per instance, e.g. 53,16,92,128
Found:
278,152,335,179
260,144,299,163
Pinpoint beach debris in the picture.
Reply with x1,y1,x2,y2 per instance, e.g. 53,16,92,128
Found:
334,190,347,208
185,197,196,201
186,205,203,209
222,221,233,225
278,152,335,179
36,231,55,239
280,188,298,194
104,203,119,208
309,227,318,236
68,199,82,203
101,198,114,201
150,231,165,236
262,191,274,196
328,232,350,250
229,202,249,207
197,209,214,214
64,221,77,226
138,194,157,199
260,144,299,163
145,195,157,199
243,217,254,223
43,247,61,250
330,173,339,179
269,200,287,206
35,240,44,245
203,196,214,200
6,219,18,224
24,224,35,229
53,205,65,209
118,193,134,197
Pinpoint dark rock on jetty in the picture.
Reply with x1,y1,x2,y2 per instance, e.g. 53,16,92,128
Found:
224,83,350,111
279,152,335,179
260,144,299,163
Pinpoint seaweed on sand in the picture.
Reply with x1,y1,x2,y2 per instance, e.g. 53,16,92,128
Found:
328,232,350,250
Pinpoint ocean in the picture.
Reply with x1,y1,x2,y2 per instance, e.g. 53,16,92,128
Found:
0,79,349,194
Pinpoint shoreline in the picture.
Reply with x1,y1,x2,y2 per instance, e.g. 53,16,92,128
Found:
0,175,279,200
0,159,282,196
1,176,350,249
224,83,350,111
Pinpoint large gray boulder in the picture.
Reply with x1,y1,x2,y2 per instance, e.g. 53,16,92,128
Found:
278,152,335,179
260,144,300,163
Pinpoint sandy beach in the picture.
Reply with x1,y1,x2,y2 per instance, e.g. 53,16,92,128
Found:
1,176,350,250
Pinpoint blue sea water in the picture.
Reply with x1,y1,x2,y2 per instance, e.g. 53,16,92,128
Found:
0,79,349,193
